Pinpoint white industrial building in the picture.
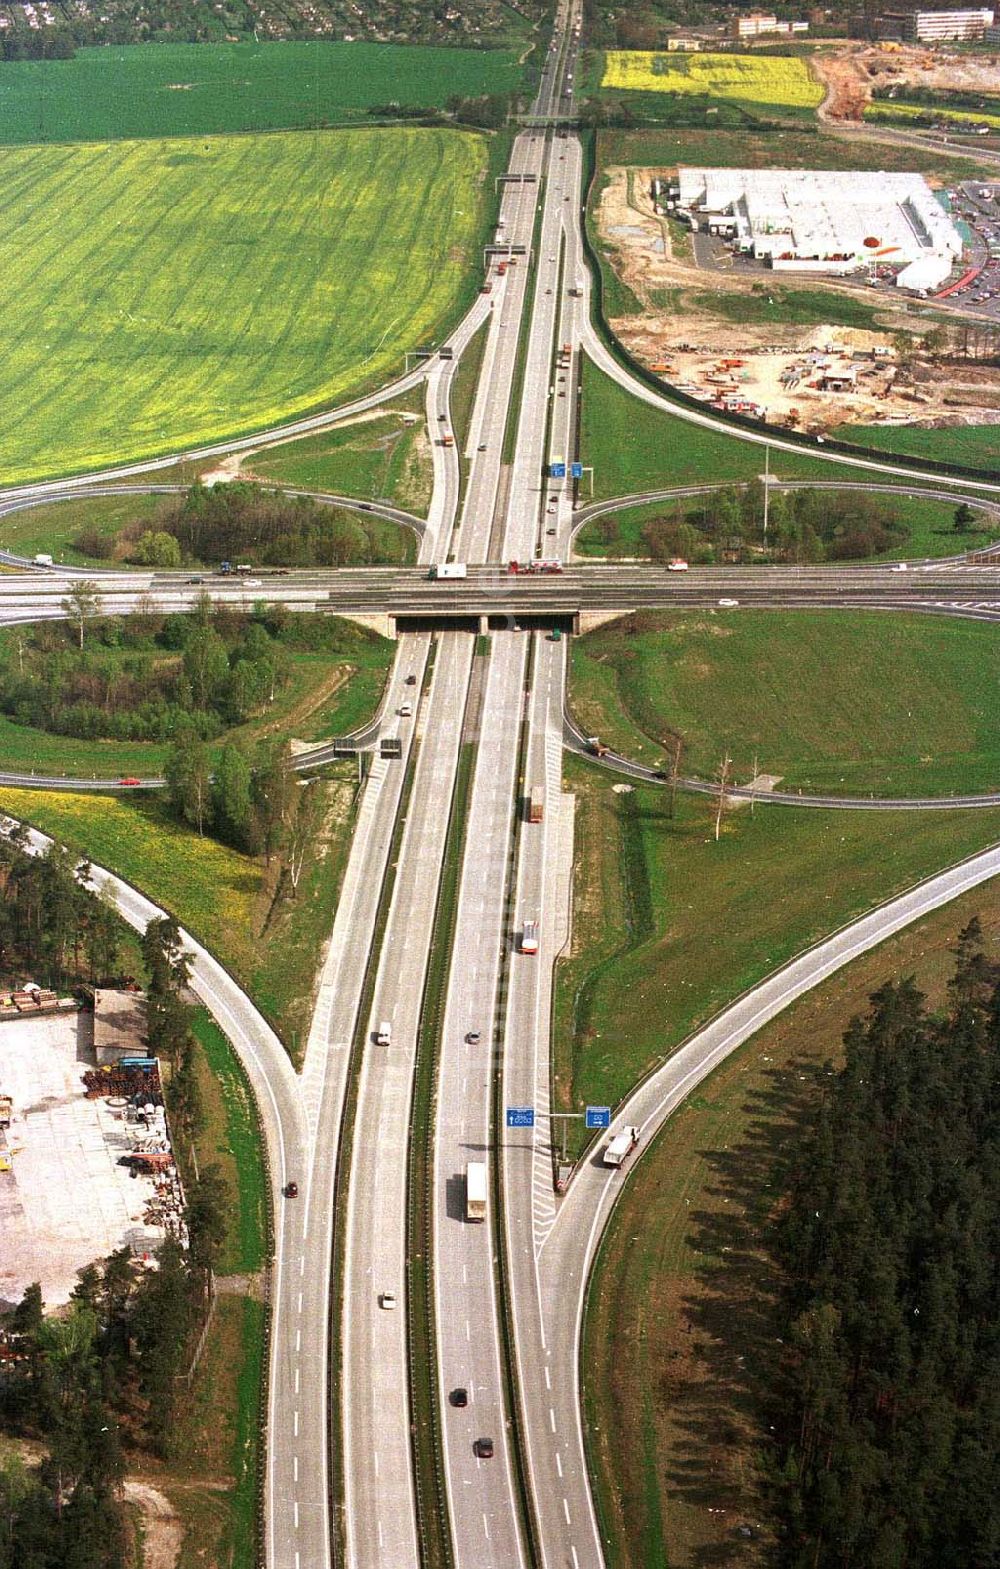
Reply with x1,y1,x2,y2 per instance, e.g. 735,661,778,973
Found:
673,167,962,288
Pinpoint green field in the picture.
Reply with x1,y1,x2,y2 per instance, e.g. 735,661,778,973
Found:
573,490,992,561
601,50,822,112
595,124,999,182
582,878,1000,1569
0,40,524,144
570,609,1000,796
0,127,487,484
689,284,887,332
252,394,432,513
553,753,1000,1136
837,421,1000,469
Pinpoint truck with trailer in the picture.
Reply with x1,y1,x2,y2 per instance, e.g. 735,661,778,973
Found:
465,1161,487,1222
603,1126,640,1168
429,562,467,580
528,785,544,823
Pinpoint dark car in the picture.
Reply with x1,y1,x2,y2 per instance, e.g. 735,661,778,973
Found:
474,1437,494,1459
187,576,204,584
284,1181,298,1198
450,1388,469,1408
466,1030,482,1045
651,769,669,781
405,673,417,685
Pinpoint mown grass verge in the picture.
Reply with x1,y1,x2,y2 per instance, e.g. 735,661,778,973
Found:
569,609,1000,797
581,872,1000,1569
552,752,1000,1153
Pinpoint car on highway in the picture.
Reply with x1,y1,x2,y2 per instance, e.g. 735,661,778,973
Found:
718,597,739,607
450,1388,469,1408
405,673,417,685
466,1029,482,1044
187,576,204,584
478,442,487,451
379,1291,396,1310
890,563,908,572
118,777,142,787
244,578,263,588
284,1181,298,1198
399,701,413,717
474,1437,494,1459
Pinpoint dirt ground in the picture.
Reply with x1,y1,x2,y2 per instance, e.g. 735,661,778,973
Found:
598,166,1000,435
813,42,1000,122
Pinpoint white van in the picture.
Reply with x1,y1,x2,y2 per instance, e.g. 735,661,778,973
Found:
376,1021,392,1046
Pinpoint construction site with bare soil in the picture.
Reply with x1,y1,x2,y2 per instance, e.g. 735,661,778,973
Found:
595,164,1000,438
813,40,1000,124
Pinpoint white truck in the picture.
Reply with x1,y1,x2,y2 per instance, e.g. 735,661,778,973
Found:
521,919,539,955
603,1126,640,1168
376,1021,392,1047
429,562,467,580
33,553,53,567
465,1161,487,1222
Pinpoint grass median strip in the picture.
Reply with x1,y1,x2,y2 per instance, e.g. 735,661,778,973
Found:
407,733,477,1569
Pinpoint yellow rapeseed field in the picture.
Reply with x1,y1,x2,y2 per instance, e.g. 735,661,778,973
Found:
601,50,823,110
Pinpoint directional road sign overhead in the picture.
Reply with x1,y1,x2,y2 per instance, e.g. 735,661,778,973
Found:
550,462,566,478
585,1106,611,1129
506,1106,535,1128
570,462,583,479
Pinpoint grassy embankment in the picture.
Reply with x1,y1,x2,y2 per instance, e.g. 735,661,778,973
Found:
570,609,1000,796
0,39,525,143
0,616,394,778
0,127,489,485
576,359,1000,514
554,735,1000,1143
0,772,361,1055
574,489,989,560
837,421,1000,469
582,880,1000,1569
158,1010,268,1567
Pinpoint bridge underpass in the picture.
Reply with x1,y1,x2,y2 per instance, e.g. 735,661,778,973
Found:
392,611,580,635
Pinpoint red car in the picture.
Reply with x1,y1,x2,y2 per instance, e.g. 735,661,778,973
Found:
118,777,142,787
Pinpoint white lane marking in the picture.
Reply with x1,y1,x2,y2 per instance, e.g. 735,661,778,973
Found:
293,1410,299,1437
297,1292,303,1313
462,1264,468,1284
293,1456,299,1483
483,1513,491,1539
299,1256,305,1276
563,1498,571,1524
294,1502,299,1530
294,1367,300,1394
572,1548,581,1568
295,1329,301,1353
549,1407,556,1432
378,1521,384,1548
556,1451,563,1477
374,1451,380,1477
295,1554,300,1569
544,1365,551,1389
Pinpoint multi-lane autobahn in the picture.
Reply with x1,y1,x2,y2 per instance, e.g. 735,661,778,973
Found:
2,7,1000,1568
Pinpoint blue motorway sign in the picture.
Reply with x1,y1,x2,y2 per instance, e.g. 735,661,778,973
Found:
549,462,566,478
585,1106,611,1130
570,462,584,479
506,1106,535,1129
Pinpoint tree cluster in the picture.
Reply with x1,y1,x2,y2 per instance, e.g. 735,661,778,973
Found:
626,484,910,564
0,599,290,743
100,481,394,570
165,731,295,857
771,920,1000,1568
0,830,120,992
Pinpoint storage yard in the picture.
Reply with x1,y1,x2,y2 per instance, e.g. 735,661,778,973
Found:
597,165,1000,435
0,998,183,1308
